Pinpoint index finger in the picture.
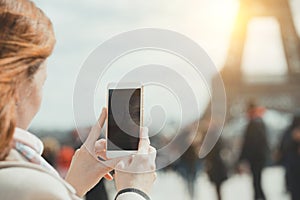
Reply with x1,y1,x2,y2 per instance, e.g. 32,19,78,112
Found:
138,127,150,154
85,107,107,148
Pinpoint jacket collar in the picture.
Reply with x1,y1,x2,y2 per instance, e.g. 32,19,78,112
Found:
13,128,44,155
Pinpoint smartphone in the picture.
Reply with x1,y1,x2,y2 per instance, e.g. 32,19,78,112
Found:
106,82,143,158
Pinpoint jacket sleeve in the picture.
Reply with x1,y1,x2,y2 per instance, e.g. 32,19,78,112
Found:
0,162,81,200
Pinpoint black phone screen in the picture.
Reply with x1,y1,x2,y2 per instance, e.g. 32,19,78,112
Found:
107,88,141,151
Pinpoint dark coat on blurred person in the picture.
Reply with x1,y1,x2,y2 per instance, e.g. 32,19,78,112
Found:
171,128,203,199
206,139,228,187
278,113,300,200
206,139,228,200
239,117,269,166
286,128,300,200
239,105,268,200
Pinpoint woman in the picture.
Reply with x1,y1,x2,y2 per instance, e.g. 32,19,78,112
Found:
0,0,156,199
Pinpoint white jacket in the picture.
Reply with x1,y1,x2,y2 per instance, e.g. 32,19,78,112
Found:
0,128,146,200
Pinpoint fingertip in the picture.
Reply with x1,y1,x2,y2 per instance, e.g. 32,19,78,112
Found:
95,139,106,151
100,107,107,119
102,107,107,114
95,138,106,144
96,107,108,129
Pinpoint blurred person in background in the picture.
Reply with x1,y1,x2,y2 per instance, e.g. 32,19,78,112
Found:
237,101,269,200
56,145,75,178
177,140,200,199
205,139,228,200
277,113,300,200
41,136,60,168
171,120,205,200
0,0,156,199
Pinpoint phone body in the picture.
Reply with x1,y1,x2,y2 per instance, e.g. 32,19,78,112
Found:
106,82,144,158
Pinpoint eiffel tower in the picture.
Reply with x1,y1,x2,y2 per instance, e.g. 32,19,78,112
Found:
209,0,300,122
189,0,300,158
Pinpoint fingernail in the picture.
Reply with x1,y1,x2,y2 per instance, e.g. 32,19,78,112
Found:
104,173,113,181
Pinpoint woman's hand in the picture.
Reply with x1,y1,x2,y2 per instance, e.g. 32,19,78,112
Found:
114,127,157,195
65,108,119,197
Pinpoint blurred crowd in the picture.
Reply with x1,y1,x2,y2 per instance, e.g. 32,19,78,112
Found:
40,101,300,200
163,100,300,200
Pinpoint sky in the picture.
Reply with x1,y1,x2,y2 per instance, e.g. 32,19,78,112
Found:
30,0,300,130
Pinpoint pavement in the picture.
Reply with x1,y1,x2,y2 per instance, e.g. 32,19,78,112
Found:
106,166,291,200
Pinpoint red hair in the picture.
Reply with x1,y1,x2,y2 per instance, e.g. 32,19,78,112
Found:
0,0,55,160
